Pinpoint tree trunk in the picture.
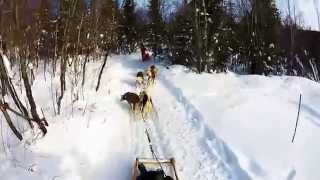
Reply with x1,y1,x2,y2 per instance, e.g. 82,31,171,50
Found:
20,55,47,136
193,1,203,73
57,58,66,114
0,76,6,96
0,54,32,128
77,14,84,55
287,0,296,75
81,54,89,87
0,99,23,141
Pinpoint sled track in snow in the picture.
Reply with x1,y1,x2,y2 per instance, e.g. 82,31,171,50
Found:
151,75,251,180
118,57,249,179
130,106,167,161
126,90,167,161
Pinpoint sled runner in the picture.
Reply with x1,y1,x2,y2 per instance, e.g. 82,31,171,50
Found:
132,158,179,180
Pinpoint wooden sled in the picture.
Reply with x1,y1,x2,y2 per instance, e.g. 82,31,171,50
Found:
132,158,179,180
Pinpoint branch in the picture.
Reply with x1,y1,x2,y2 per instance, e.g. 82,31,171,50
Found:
95,52,108,91
0,100,23,141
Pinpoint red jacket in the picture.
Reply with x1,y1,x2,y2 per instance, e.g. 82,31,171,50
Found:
141,46,150,61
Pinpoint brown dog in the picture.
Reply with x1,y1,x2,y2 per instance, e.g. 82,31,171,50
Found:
146,65,157,87
121,92,140,114
121,91,154,120
139,91,154,120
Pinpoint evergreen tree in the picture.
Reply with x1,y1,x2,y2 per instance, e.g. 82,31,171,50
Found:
148,0,165,57
169,1,196,66
98,0,117,52
118,0,137,53
239,0,282,75
170,6,194,66
206,0,237,72
37,0,56,58
209,15,238,73
170,0,235,73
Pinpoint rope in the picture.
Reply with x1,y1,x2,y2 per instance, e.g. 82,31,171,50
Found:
141,110,167,177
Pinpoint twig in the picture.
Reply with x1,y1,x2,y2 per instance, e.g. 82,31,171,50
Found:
82,102,88,116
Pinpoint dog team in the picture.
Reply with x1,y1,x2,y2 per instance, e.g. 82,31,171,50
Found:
121,65,158,120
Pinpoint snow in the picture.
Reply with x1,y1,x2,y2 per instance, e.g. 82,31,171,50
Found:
1,54,320,180
163,67,320,180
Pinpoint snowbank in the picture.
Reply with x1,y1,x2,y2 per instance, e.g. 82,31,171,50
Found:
161,65,320,180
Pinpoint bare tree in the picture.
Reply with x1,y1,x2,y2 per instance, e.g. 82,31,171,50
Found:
82,54,89,87
287,0,296,74
0,53,32,128
0,99,23,141
20,52,48,136
56,0,80,114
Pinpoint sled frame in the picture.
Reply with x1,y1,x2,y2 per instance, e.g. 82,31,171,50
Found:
132,158,179,180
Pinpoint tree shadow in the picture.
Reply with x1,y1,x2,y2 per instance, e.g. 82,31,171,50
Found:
158,75,252,180
289,100,320,127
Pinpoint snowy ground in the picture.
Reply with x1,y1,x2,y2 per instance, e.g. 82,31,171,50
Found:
0,54,320,180
158,66,320,180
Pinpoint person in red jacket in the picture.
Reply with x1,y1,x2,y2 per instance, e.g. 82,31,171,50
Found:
140,43,150,61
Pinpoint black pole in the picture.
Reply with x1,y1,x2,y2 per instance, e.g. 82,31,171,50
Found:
292,94,302,143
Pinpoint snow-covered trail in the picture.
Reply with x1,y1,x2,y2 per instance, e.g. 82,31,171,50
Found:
147,69,250,180
0,53,251,180
155,66,320,180
3,54,320,180
110,55,247,180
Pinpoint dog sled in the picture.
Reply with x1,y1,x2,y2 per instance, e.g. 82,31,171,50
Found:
132,158,179,180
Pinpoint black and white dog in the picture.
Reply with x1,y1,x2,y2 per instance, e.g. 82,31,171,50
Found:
136,71,145,92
